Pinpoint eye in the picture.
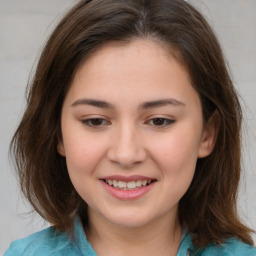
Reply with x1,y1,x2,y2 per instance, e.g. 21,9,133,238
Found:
82,118,110,127
147,118,175,127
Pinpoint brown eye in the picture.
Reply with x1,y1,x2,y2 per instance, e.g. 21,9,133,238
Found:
152,118,165,126
82,118,110,127
90,119,104,126
148,118,175,127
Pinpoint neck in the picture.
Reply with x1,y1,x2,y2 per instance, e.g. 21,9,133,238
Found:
85,208,182,256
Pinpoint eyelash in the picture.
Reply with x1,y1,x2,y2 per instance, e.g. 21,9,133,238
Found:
81,117,175,128
81,118,111,127
146,118,175,127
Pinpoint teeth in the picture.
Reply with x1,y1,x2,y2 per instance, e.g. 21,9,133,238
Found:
136,180,142,187
142,180,147,186
118,181,125,188
105,179,153,190
127,181,136,189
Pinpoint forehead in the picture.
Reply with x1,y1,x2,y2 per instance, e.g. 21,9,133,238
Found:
65,39,199,110
74,39,189,84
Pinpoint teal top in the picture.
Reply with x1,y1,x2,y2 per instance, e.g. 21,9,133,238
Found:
4,217,256,256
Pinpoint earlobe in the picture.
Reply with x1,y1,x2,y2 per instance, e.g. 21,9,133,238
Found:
57,141,66,157
198,110,220,158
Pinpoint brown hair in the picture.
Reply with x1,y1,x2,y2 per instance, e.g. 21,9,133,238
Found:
10,0,254,248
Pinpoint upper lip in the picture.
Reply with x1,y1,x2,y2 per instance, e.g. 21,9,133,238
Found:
100,175,156,182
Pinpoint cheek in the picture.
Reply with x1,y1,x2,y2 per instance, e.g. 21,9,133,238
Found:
160,144,198,181
63,137,107,203
152,139,198,206
149,129,200,187
63,133,107,177
151,128,200,166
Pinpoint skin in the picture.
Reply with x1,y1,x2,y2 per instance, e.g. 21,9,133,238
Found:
58,39,218,256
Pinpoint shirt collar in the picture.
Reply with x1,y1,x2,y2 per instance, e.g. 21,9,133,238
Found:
73,216,97,256
73,216,194,256
177,229,194,256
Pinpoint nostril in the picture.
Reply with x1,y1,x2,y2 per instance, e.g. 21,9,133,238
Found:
106,129,147,167
107,146,147,168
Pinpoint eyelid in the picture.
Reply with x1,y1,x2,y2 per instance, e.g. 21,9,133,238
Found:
80,115,175,128
145,116,176,127
81,117,111,127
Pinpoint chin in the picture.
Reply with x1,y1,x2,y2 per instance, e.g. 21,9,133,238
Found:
104,210,155,229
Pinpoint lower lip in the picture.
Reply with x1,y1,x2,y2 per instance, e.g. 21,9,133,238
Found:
101,180,155,200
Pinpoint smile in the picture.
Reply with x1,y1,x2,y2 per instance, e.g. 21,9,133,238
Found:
104,179,154,190
100,175,157,200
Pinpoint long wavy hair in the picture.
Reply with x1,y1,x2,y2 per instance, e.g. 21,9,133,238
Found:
10,0,254,248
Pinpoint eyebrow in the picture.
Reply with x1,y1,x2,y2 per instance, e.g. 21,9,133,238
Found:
139,99,185,109
71,99,115,109
71,98,185,109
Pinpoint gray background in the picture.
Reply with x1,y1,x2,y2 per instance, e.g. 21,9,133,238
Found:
0,0,255,254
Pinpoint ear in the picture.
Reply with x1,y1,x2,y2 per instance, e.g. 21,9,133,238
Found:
198,110,220,158
57,141,66,157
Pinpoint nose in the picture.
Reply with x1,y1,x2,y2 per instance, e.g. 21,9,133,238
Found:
106,123,147,168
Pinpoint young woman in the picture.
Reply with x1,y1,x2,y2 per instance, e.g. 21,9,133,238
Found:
5,0,256,255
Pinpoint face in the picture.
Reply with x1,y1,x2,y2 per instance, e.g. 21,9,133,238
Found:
58,40,217,229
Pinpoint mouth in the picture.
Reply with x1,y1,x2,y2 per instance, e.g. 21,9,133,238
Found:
103,179,156,191
100,176,157,200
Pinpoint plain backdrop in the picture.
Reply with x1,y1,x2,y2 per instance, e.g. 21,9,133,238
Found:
0,0,255,254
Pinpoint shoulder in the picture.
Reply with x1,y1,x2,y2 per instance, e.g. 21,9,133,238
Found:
179,231,256,256
199,238,256,256
3,226,79,256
